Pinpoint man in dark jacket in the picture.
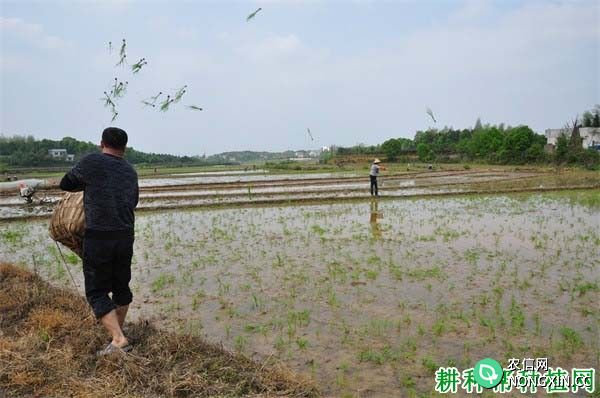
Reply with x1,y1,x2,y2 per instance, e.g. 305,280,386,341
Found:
60,127,139,355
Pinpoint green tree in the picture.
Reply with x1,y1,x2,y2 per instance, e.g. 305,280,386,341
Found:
381,138,412,161
417,143,433,161
593,111,600,128
501,126,536,163
555,134,569,162
468,127,503,159
526,142,545,162
381,138,402,161
581,111,593,127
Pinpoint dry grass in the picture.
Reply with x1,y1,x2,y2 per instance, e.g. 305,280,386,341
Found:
0,263,318,398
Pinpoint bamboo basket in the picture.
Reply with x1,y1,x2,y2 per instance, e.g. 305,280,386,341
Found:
49,192,85,258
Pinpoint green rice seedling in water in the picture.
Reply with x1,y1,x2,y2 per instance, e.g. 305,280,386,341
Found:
234,335,247,352
388,263,403,280
251,292,263,311
432,319,446,337
464,248,481,265
358,346,400,365
327,288,339,307
296,337,309,350
573,281,599,296
151,273,175,293
64,252,80,265
479,316,496,340
274,335,286,352
400,374,416,388
406,265,443,280
327,261,348,283
434,226,461,242
275,253,283,267
509,297,525,333
191,290,206,311
244,323,267,335
311,224,326,236
1,229,25,244
422,357,439,375
217,278,230,296
559,327,583,355
364,269,378,280
361,319,394,338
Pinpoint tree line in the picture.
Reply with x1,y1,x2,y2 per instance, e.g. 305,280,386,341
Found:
334,113,599,169
0,135,204,167
0,135,311,168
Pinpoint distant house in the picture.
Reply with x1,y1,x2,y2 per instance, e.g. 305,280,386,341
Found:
48,149,67,158
545,127,600,150
48,149,75,161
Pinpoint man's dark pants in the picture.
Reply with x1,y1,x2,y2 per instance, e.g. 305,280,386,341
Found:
370,175,378,196
82,236,134,319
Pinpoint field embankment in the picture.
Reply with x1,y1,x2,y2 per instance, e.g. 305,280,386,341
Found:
0,263,318,398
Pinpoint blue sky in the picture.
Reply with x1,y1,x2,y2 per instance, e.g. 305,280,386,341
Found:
1,0,598,155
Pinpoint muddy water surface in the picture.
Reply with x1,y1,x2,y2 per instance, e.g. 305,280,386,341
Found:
1,191,598,397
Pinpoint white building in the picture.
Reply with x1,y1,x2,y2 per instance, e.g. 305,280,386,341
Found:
48,149,67,158
48,149,75,161
545,127,600,149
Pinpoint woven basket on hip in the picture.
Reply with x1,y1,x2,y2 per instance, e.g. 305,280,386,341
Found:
49,192,85,258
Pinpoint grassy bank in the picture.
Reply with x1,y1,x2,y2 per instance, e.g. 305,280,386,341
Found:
0,263,318,398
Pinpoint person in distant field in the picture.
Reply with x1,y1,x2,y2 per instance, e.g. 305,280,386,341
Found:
369,158,386,197
60,127,139,355
18,182,36,203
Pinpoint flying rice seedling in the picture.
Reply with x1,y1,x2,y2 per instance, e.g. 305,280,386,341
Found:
246,7,262,21
131,58,147,74
147,91,162,105
159,95,174,112
173,85,187,103
114,38,127,66
113,81,128,98
101,91,116,109
115,53,127,67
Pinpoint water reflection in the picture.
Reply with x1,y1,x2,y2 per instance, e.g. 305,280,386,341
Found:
369,199,383,240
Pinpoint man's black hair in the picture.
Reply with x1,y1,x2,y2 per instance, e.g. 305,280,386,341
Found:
102,127,128,150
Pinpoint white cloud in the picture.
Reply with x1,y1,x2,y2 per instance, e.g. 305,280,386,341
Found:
450,0,494,23
0,54,33,73
0,17,69,50
0,17,43,37
237,33,303,61
147,16,170,30
176,27,198,40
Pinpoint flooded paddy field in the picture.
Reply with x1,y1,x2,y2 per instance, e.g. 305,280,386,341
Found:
1,189,598,397
3,168,597,220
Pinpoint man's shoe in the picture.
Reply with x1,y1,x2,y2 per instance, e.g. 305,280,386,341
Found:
97,342,133,356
